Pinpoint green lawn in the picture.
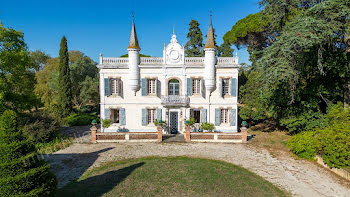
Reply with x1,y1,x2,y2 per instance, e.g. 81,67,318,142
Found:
59,157,288,197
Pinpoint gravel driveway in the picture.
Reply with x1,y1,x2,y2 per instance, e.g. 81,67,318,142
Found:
46,141,350,197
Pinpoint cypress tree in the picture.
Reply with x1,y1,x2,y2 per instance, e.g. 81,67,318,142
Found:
185,20,203,57
218,40,234,57
0,110,57,196
58,36,73,117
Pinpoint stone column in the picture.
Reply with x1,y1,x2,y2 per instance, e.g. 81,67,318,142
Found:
240,127,248,143
91,125,97,144
185,125,191,142
157,126,163,142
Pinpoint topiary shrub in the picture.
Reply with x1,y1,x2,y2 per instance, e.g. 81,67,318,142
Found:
0,110,57,196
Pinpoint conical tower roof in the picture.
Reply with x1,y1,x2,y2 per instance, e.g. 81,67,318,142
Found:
128,14,141,50
204,13,216,49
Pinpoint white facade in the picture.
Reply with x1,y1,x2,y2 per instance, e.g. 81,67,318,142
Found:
97,18,240,134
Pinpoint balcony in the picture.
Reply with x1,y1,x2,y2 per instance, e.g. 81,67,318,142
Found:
161,95,190,107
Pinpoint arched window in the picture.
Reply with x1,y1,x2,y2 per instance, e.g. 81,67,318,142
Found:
168,79,180,96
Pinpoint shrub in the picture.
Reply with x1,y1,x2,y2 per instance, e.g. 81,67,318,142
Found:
288,130,318,159
63,113,98,126
280,111,328,134
0,110,57,196
22,120,60,144
184,118,195,127
102,119,112,128
200,122,215,132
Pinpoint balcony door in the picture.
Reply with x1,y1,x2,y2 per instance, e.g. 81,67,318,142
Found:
168,79,180,96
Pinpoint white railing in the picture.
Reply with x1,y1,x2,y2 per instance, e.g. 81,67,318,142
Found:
101,57,238,66
184,57,204,65
140,57,163,65
102,57,128,65
217,57,238,65
161,95,190,106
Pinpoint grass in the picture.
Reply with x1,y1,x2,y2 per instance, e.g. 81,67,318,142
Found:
36,136,72,154
249,129,291,157
59,156,288,197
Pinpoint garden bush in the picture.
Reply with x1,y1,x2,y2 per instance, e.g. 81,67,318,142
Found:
280,111,328,134
0,110,57,196
63,113,98,126
288,103,350,168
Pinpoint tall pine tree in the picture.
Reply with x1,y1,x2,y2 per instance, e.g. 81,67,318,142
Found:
0,110,57,196
185,20,203,57
58,36,73,117
218,40,234,57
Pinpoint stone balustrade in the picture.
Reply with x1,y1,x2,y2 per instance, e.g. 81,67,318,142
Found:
101,56,238,66
161,95,190,106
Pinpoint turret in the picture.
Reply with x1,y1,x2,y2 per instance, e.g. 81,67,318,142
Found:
127,14,141,95
204,13,217,94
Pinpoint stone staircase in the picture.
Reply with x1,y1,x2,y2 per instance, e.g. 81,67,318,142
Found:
162,134,185,143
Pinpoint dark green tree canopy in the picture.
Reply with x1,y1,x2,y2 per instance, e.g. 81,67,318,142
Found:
185,20,204,57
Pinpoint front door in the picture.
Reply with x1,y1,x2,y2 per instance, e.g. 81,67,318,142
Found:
169,111,178,134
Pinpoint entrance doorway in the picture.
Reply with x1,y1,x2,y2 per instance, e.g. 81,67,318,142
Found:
169,111,178,134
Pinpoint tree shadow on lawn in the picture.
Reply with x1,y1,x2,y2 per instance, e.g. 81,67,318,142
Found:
46,147,115,188
58,162,145,197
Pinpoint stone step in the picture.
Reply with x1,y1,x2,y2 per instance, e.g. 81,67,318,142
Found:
162,134,185,142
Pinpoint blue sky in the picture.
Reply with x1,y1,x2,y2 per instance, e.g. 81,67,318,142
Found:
0,0,260,64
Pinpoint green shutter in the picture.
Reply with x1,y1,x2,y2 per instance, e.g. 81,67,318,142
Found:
187,78,192,96
141,78,147,96
142,108,147,126
120,108,126,126
231,78,237,97
215,108,221,126
201,108,207,123
157,108,162,121
104,78,110,96
220,79,224,97
157,79,161,98
201,79,205,98
230,109,236,126
104,108,110,120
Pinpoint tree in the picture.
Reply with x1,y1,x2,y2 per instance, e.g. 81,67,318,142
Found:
0,110,57,196
185,20,203,57
218,40,234,57
0,23,39,113
58,36,73,117
30,50,50,72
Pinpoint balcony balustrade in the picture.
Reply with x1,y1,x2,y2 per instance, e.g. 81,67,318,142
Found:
161,95,190,106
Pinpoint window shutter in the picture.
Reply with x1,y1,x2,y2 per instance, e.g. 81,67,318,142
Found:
157,79,161,98
141,78,147,96
119,80,123,97
120,108,126,125
220,79,224,97
157,108,162,121
104,108,111,120
230,109,236,126
231,78,237,97
201,79,205,98
201,108,207,123
104,78,110,96
187,78,192,96
142,108,147,126
215,108,221,126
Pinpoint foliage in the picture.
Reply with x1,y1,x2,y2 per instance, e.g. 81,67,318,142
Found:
185,20,203,57
63,113,98,126
288,103,350,168
58,36,73,117
30,50,50,72
200,122,215,131
35,50,99,115
22,117,60,144
154,119,167,128
0,110,57,196
0,23,40,113
102,119,112,128
280,111,328,134
184,117,195,127
217,39,234,57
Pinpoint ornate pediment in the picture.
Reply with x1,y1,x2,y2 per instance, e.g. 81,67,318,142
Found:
163,31,184,65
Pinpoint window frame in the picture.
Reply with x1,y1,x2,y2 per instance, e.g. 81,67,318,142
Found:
222,78,230,96
110,78,122,96
147,108,156,125
192,78,201,95
220,108,229,124
111,108,120,124
147,78,157,95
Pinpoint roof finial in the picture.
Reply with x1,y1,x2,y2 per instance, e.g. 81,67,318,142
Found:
128,11,141,50
173,25,175,35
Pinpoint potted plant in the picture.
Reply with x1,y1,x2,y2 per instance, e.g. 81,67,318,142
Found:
154,119,167,133
200,122,215,132
102,119,112,128
184,117,195,128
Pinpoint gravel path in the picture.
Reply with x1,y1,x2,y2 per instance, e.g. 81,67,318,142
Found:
47,142,350,197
